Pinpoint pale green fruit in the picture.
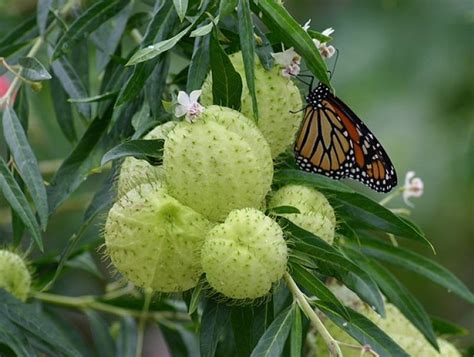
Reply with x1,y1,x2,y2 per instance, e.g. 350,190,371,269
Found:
0,250,31,301
163,105,273,222
201,52,303,158
269,185,336,244
201,208,288,299
314,283,461,356
117,121,177,196
104,182,212,292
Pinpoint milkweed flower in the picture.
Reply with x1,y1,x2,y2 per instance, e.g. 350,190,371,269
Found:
403,171,424,207
271,47,301,77
313,28,336,59
174,90,204,122
302,19,312,31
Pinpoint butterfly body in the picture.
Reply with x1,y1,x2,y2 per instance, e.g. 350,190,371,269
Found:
294,83,397,192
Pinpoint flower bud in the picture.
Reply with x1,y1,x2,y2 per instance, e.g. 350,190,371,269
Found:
269,185,336,244
163,105,273,222
104,183,212,292
0,250,31,301
201,52,303,158
201,208,288,299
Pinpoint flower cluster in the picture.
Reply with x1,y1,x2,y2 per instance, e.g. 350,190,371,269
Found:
271,20,336,78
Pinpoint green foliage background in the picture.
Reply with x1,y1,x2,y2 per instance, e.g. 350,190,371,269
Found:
0,0,472,354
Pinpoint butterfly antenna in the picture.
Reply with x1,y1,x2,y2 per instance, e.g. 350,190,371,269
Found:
330,48,340,80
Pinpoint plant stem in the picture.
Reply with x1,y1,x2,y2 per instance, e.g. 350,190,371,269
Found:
0,37,43,107
136,289,153,357
284,272,343,357
378,187,402,206
33,291,190,322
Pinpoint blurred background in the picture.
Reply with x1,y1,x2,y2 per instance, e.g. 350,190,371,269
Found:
0,0,473,351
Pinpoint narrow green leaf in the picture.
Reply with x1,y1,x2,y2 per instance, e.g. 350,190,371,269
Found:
275,168,355,193
431,316,468,337
188,277,205,315
269,205,301,214
173,0,189,22
1,290,81,356
251,303,295,357
11,209,25,246
52,0,130,60
2,108,48,230
18,57,51,81
83,169,117,224
290,264,349,320
0,157,42,250
275,169,431,246
68,91,118,103
343,246,439,350
255,0,330,86
210,29,242,110
37,0,53,35
290,307,302,357
190,20,214,37
92,2,133,71
187,34,211,91
50,47,91,119
101,139,164,166
254,24,274,70
0,41,32,60
356,238,474,304
116,317,137,357
283,220,385,315
238,0,258,120
85,310,116,357
47,105,114,213
219,0,238,17
50,76,76,142
13,85,29,129
126,25,192,66
116,1,177,106
65,252,103,279
315,301,409,357
231,306,255,357
0,15,37,49
41,222,92,291
160,322,200,357
145,54,171,119
200,300,231,357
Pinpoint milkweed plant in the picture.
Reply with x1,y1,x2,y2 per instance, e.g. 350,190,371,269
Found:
0,0,472,356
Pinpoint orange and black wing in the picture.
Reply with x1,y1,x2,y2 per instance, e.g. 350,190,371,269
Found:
295,95,397,192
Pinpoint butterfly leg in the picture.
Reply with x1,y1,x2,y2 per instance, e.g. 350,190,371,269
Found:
293,74,314,89
290,105,309,114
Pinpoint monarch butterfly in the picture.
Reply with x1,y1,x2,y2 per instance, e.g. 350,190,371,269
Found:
294,79,397,192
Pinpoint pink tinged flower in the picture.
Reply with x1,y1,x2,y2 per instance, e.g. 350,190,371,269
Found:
0,75,11,96
313,27,336,59
0,75,15,108
175,90,204,122
271,47,301,77
403,171,424,207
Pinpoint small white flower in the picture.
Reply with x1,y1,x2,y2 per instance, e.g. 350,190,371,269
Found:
403,171,424,207
271,47,301,77
313,27,336,59
302,19,312,32
321,27,335,37
175,90,204,122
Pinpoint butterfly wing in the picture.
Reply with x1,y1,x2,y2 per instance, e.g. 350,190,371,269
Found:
295,94,397,192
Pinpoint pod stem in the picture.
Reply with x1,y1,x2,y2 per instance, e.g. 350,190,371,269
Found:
284,272,343,357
